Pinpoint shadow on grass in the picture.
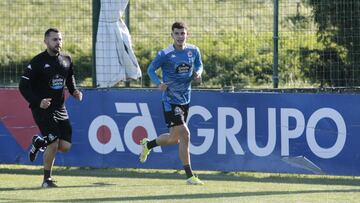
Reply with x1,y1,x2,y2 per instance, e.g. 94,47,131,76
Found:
3,188,360,202
0,182,115,192
1,166,360,187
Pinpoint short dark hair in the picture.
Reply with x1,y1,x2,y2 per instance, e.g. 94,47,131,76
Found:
171,22,188,31
44,28,60,38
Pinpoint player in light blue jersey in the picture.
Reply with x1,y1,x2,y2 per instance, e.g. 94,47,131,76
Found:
139,22,204,185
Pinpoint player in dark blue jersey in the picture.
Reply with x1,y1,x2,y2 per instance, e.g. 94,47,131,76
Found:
19,28,83,188
140,22,203,185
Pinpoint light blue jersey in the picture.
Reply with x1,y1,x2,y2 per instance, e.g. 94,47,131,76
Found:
148,44,203,111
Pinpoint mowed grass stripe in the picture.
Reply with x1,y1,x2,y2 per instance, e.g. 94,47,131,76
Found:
0,164,360,203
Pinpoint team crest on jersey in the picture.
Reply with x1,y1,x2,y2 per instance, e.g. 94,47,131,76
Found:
49,74,65,90
187,51,193,58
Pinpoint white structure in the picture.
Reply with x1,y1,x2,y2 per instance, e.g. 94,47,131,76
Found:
96,0,141,88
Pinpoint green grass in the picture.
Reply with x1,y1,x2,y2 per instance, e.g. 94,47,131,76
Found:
1,164,360,203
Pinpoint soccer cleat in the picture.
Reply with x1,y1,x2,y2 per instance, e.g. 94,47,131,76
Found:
29,145,39,162
186,175,204,185
139,138,151,163
29,135,47,162
42,179,58,188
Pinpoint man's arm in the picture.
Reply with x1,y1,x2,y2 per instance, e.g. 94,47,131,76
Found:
65,61,82,101
194,47,203,75
65,59,76,94
147,51,164,86
147,63,162,86
19,64,42,108
193,47,203,82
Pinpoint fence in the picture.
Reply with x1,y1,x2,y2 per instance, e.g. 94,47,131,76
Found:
1,0,359,89
0,0,92,87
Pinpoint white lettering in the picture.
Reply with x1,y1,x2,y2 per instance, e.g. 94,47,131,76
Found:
306,108,346,159
88,103,347,160
247,108,276,156
123,103,162,154
187,106,214,155
281,108,305,156
217,107,244,155
88,115,124,154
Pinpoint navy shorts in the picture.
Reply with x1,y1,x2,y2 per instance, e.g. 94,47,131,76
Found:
162,103,189,128
31,106,72,143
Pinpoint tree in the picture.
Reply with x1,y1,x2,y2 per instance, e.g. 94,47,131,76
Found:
307,0,360,86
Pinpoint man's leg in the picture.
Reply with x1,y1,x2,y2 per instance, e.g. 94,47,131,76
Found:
41,140,71,188
42,118,72,188
176,124,190,166
140,103,202,184
58,139,71,153
42,139,59,188
139,132,178,163
28,108,51,162
140,125,203,185
173,124,194,178
155,130,180,146
145,125,191,172
43,140,71,170
176,124,203,185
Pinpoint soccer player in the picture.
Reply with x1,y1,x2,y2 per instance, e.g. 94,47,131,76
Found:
140,21,204,185
19,28,83,188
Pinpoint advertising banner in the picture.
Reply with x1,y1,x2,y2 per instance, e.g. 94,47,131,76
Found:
1,88,359,176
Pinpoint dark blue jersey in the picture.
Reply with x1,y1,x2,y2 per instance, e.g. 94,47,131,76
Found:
148,44,203,110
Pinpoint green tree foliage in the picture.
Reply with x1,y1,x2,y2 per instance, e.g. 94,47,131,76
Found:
306,0,360,86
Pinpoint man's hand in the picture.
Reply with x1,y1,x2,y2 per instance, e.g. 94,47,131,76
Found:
158,83,168,91
193,72,202,83
73,90,83,101
40,98,52,109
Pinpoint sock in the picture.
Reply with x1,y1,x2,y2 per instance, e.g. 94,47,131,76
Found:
146,139,158,150
183,164,193,178
44,169,51,180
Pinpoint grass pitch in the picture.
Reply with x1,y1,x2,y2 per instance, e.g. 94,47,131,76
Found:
0,164,360,203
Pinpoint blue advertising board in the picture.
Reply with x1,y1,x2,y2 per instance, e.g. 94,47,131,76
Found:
1,89,359,176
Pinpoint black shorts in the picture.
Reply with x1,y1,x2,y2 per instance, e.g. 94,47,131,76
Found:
163,103,189,128
31,106,72,143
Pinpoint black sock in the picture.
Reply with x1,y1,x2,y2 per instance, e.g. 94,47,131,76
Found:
44,169,51,180
147,140,158,150
183,164,193,178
